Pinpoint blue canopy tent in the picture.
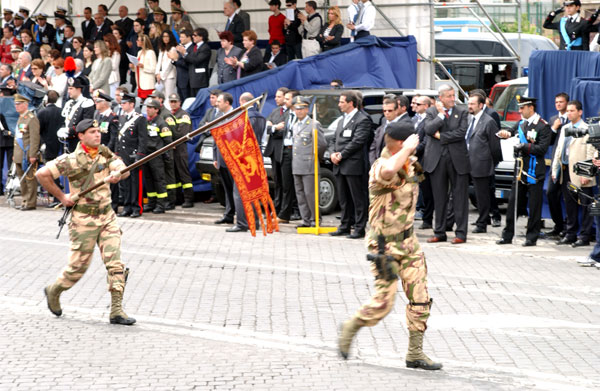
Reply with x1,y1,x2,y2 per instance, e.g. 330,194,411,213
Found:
185,35,418,191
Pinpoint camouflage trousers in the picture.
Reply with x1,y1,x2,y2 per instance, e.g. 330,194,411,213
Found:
355,246,431,332
56,217,126,292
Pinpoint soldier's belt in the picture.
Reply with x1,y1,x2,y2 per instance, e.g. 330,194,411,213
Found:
384,227,414,243
73,203,112,216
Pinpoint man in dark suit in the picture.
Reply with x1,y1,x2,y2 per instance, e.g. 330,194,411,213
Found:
37,90,64,206
543,1,598,51
264,87,289,213
34,13,54,46
497,96,551,246
59,25,76,58
423,84,470,244
467,94,502,234
283,0,303,60
19,7,35,33
97,4,113,27
329,91,372,239
545,92,569,237
115,6,134,40
170,29,193,101
20,30,40,60
224,1,245,49
264,40,288,69
233,0,251,31
81,7,95,42
212,93,236,226
414,95,434,230
185,28,211,98
90,13,112,42
369,96,398,165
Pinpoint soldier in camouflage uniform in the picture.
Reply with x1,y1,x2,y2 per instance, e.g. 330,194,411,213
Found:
338,122,442,370
36,118,136,325
12,94,40,210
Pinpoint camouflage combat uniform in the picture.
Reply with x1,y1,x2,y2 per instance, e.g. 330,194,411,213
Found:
45,143,128,292
355,148,431,332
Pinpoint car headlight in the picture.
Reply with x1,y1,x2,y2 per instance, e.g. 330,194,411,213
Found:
200,145,213,161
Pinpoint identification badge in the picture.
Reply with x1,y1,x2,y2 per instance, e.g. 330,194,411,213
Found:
195,68,206,73
149,130,158,137
342,129,352,137
65,48,71,53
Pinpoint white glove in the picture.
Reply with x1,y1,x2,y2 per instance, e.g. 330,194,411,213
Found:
57,127,69,139
110,170,122,180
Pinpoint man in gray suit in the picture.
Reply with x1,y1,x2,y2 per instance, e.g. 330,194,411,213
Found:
423,84,470,244
467,93,502,234
291,96,327,227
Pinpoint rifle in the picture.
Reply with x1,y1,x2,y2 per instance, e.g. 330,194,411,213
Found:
366,234,398,282
54,95,264,236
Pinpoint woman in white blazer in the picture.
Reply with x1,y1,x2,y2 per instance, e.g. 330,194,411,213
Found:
89,40,112,94
131,34,157,100
156,30,177,110
103,33,121,98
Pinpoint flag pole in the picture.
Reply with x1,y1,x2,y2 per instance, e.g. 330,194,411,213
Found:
58,95,264,205
297,104,336,235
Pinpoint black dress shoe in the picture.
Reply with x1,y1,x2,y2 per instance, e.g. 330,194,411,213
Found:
545,228,562,237
419,222,432,230
289,213,302,221
556,237,576,245
165,203,176,211
347,231,365,239
330,229,351,236
130,212,142,218
572,239,590,248
522,239,536,247
214,217,234,224
496,238,512,245
152,207,165,214
117,211,132,217
296,223,311,228
491,218,501,227
472,227,486,234
182,202,194,208
226,226,247,232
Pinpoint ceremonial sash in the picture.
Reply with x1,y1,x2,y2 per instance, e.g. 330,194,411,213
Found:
517,120,537,184
119,113,140,139
560,17,582,50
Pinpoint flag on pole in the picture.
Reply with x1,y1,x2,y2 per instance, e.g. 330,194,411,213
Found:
211,111,279,236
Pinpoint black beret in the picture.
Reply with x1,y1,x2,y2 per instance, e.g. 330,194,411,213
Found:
385,121,415,141
76,119,98,134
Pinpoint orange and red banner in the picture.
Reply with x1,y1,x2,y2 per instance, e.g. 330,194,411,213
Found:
211,111,278,236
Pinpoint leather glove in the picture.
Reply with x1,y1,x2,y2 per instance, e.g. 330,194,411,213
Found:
513,143,527,157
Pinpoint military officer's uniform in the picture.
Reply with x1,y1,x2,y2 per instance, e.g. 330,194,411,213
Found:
42,118,135,325
543,1,599,51
61,76,95,152
33,14,55,45
115,93,147,217
52,12,67,51
144,99,172,214
12,94,40,210
291,97,327,226
169,93,194,208
338,122,442,370
498,97,551,246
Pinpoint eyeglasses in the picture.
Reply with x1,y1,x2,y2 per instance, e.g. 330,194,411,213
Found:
382,109,395,113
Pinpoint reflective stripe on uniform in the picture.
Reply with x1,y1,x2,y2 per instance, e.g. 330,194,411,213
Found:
176,118,191,124
160,130,173,137
166,183,178,189
182,183,193,189
147,192,157,197
156,192,168,198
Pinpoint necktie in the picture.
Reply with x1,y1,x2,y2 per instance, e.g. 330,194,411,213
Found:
560,116,566,125
444,109,449,119
225,19,231,31
280,107,283,115
466,118,475,149
193,44,197,53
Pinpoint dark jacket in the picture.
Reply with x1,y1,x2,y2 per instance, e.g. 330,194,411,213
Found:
284,9,302,45
89,23,112,42
37,103,64,160
484,106,501,129
263,50,287,68
368,114,413,166
264,106,287,162
116,112,148,164
226,14,245,49
422,105,470,175
247,107,267,145
23,42,40,60
328,110,373,176
81,18,95,42
34,23,55,46
115,17,134,40
0,113,12,148
467,112,502,178
185,42,211,89
173,43,192,95
543,11,597,51
316,24,344,51
509,114,551,181
240,46,263,78
94,109,121,152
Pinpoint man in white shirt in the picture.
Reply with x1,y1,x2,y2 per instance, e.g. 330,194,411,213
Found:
298,1,322,58
347,0,375,40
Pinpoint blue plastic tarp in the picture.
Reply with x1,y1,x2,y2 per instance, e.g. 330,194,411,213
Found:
529,50,600,120
569,77,600,119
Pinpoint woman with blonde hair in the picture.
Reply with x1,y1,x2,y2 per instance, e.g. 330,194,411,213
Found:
89,40,112,93
130,34,156,100
148,22,164,55
317,6,344,52
103,33,121,98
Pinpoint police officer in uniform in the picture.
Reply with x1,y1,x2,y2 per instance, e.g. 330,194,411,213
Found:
543,0,599,51
36,118,136,326
116,92,147,217
338,122,442,370
497,97,551,246
34,13,54,46
59,76,95,152
168,92,194,208
143,98,172,214
150,91,178,209
12,94,40,210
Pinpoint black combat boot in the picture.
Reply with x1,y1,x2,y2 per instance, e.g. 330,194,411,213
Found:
182,187,194,208
152,198,166,214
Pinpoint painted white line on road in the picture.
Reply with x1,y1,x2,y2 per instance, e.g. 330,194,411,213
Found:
2,295,597,391
2,235,599,306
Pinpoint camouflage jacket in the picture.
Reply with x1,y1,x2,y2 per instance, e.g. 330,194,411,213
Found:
46,143,126,225
367,147,420,256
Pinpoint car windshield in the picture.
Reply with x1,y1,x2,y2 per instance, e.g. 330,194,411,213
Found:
494,84,527,122
304,95,342,129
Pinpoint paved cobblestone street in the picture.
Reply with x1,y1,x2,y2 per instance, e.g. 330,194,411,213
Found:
1,202,599,390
